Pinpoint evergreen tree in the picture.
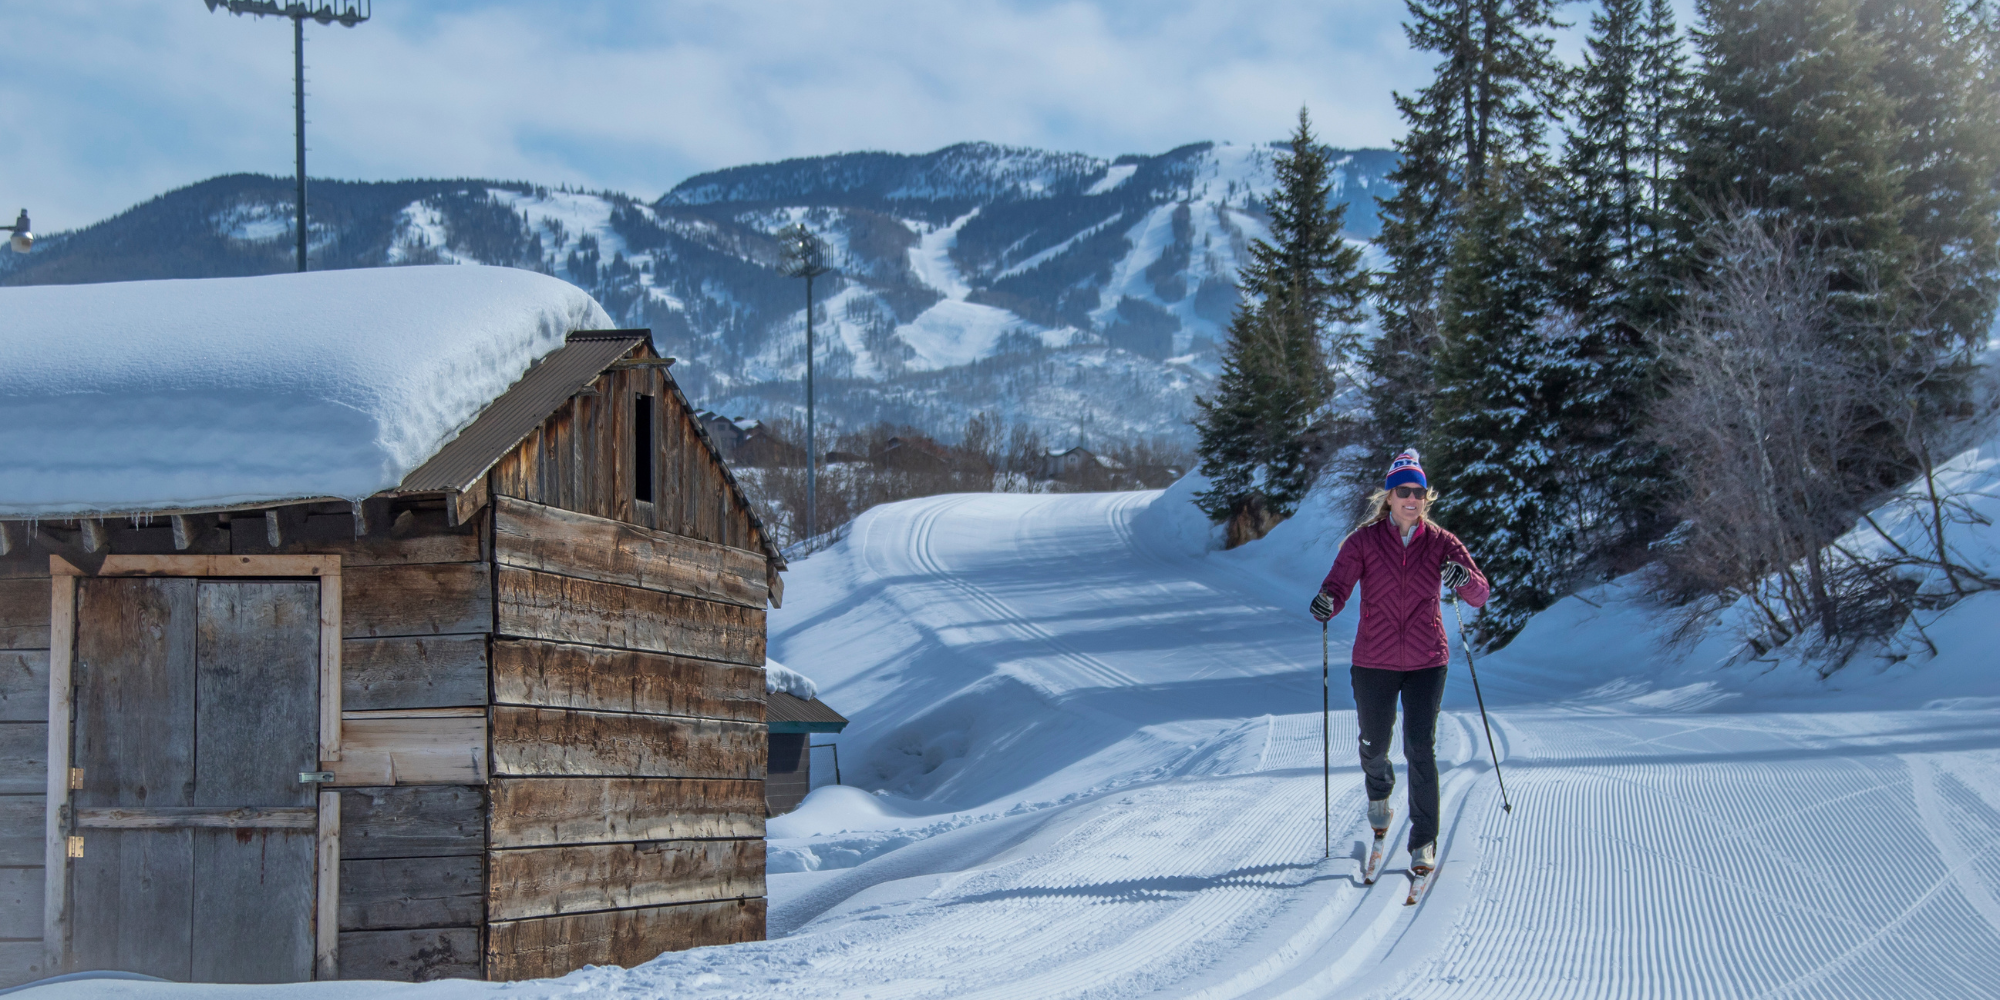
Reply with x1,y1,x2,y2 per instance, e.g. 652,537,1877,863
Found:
1430,174,1571,644
1368,0,1568,452
1368,0,1567,646
1682,0,2000,449
1559,0,1687,318
1539,0,1688,575
1859,0,2000,358
1682,0,1909,343
1194,110,1368,528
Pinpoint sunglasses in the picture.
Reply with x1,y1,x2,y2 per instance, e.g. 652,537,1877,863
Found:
1392,486,1429,499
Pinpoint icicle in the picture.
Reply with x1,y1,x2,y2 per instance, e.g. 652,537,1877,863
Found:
171,515,192,551
266,509,282,548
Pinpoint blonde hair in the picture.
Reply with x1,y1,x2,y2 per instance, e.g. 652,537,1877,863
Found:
1357,486,1441,530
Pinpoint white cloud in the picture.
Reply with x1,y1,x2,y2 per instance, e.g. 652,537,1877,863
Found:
3,0,1436,229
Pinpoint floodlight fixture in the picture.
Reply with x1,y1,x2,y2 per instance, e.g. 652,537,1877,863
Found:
777,223,834,544
202,1,371,272
779,224,831,280
5,210,31,254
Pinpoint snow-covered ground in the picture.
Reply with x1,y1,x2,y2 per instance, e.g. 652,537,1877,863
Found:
21,463,2000,998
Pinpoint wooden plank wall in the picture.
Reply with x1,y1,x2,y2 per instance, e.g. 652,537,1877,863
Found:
0,501,494,985
0,555,51,988
487,363,769,556
279,507,494,983
486,496,769,980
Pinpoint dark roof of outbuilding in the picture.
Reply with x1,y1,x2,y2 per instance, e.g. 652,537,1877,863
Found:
767,691,849,734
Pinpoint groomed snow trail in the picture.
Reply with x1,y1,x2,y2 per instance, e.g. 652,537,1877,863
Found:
23,490,2000,1000
743,492,2000,1000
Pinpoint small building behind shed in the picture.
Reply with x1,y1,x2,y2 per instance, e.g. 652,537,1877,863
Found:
761,660,848,815
0,266,785,987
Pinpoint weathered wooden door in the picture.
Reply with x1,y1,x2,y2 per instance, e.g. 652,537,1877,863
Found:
66,578,321,983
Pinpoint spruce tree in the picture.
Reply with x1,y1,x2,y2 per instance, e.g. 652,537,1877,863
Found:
1369,0,1567,646
1430,174,1569,644
1194,110,1368,528
1368,0,1568,453
1541,0,1688,573
1682,0,1909,343
1682,0,2000,448
1860,0,2000,357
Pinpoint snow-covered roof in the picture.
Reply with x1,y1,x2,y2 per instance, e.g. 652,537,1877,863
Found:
765,657,819,700
0,265,612,517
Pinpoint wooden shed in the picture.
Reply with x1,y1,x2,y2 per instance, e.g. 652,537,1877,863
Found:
0,300,787,985
764,691,849,816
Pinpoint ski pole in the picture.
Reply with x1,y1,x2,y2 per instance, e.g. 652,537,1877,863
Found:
1322,620,1330,858
1449,593,1513,813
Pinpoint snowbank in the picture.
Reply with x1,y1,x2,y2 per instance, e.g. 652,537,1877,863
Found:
0,265,612,516
765,657,818,700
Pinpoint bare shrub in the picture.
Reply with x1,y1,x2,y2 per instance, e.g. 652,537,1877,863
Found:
1647,211,1995,669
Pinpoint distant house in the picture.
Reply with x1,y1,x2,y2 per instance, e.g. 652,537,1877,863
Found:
761,661,849,815
697,412,804,468
0,267,784,987
696,410,751,456
736,424,806,468
880,436,952,473
1043,446,1120,480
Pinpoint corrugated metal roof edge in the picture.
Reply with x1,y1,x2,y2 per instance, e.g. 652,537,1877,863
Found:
0,495,355,522
766,690,849,722
401,334,646,496
766,690,849,733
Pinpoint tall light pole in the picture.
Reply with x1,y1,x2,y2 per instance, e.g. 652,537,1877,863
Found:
4,210,32,254
203,1,371,272
779,224,831,545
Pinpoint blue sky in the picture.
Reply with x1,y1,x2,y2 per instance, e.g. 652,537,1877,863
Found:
2,1,1674,231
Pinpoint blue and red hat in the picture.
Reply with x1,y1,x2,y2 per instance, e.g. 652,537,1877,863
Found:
1385,449,1426,490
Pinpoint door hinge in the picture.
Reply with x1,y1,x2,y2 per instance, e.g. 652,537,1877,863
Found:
66,835,84,858
68,767,84,790
299,771,336,784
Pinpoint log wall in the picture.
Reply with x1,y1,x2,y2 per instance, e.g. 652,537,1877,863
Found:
485,496,769,978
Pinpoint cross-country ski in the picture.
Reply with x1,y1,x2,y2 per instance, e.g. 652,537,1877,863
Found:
1363,827,1390,885
1405,864,1438,907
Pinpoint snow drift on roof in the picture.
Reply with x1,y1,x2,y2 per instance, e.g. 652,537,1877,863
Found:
765,657,818,700
0,265,613,516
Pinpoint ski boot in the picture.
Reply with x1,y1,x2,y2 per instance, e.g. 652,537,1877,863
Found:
1362,799,1392,883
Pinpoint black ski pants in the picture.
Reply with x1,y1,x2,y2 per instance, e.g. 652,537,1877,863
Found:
1351,664,1447,852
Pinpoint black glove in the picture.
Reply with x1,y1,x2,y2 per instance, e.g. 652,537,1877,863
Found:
1310,591,1335,622
1441,562,1472,590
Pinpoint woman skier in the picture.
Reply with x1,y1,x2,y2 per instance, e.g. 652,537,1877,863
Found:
1310,449,1489,884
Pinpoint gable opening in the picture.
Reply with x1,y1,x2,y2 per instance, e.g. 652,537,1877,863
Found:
634,393,656,504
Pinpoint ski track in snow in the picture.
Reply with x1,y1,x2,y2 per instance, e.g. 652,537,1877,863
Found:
27,490,2000,1000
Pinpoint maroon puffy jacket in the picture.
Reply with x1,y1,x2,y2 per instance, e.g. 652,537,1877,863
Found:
1318,518,1490,671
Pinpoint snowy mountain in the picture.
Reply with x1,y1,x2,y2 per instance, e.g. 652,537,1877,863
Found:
0,142,1397,443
